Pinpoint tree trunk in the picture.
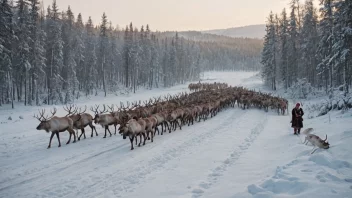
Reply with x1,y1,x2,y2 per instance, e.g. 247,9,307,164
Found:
102,55,106,97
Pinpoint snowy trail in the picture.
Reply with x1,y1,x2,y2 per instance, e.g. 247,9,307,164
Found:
0,97,254,198
1,71,351,198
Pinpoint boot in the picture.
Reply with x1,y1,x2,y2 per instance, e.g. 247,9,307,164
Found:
297,129,301,134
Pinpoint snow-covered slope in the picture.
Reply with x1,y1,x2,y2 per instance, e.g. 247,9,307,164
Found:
0,72,351,198
202,24,266,39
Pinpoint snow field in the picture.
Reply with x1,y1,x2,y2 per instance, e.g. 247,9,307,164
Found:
0,71,351,198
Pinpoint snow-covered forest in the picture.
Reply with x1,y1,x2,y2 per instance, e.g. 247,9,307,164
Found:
261,0,352,95
0,0,262,107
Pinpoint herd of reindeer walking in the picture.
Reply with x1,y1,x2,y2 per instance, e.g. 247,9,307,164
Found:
34,82,289,150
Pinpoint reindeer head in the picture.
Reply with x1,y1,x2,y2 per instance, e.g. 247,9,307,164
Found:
90,104,107,124
120,118,134,139
320,134,330,149
34,108,57,132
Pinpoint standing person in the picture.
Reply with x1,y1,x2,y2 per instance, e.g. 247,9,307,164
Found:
291,103,304,135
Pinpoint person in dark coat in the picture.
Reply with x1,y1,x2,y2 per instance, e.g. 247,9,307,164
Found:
291,103,304,135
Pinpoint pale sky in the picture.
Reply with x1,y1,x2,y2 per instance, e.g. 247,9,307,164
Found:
42,0,320,31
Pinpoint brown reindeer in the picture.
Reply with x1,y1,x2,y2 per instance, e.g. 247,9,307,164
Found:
64,105,98,141
144,116,157,142
34,108,76,149
91,104,118,138
119,118,147,150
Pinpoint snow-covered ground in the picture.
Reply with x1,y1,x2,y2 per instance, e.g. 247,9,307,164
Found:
0,72,351,198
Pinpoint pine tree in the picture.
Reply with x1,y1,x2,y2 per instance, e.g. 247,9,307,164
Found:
13,0,31,105
279,8,289,89
74,13,85,91
84,16,97,96
261,12,277,90
46,0,64,104
0,0,14,107
287,2,299,87
330,0,352,94
317,0,334,92
98,13,108,96
300,0,319,86
29,0,46,105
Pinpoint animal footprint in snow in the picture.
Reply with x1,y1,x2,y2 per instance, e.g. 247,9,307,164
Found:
199,182,211,189
192,188,204,194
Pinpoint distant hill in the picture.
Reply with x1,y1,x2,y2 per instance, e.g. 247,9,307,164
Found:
157,30,263,43
202,24,266,39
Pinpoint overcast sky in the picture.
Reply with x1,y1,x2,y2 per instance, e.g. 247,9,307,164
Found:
42,0,320,31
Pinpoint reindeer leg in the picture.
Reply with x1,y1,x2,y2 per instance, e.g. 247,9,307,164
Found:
146,130,149,140
142,133,147,145
103,126,108,138
178,119,182,130
82,128,86,139
151,130,154,143
90,124,94,137
69,128,76,143
56,132,61,147
129,136,134,150
89,123,98,137
136,134,138,146
147,130,151,140
161,124,164,136
47,132,55,149
311,147,318,154
94,125,98,136
66,131,72,145
107,127,112,137
171,121,174,132
139,133,143,146
165,122,170,132
78,129,84,141
114,124,117,135
155,126,160,136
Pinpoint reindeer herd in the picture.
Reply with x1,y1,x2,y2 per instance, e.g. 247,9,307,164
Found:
34,82,289,150
188,82,229,92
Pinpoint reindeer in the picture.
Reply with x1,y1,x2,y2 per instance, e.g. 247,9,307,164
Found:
91,104,118,138
167,108,184,132
119,118,147,150
152,111,170,135
144,116,158,142
34,108,76,149
302,128,330,154
64,105,98,141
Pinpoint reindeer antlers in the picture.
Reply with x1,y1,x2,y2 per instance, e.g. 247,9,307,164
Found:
33,108,57,122
90,104,100,115
33,109,45,121
107,104,115,113
78,105,87,114
63,104,78,116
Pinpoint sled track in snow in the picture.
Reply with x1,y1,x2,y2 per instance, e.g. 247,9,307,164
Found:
191,111,268,197
0,141,130,193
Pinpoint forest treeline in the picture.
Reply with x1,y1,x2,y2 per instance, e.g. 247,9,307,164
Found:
0,0,262,107
261,0,352,95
